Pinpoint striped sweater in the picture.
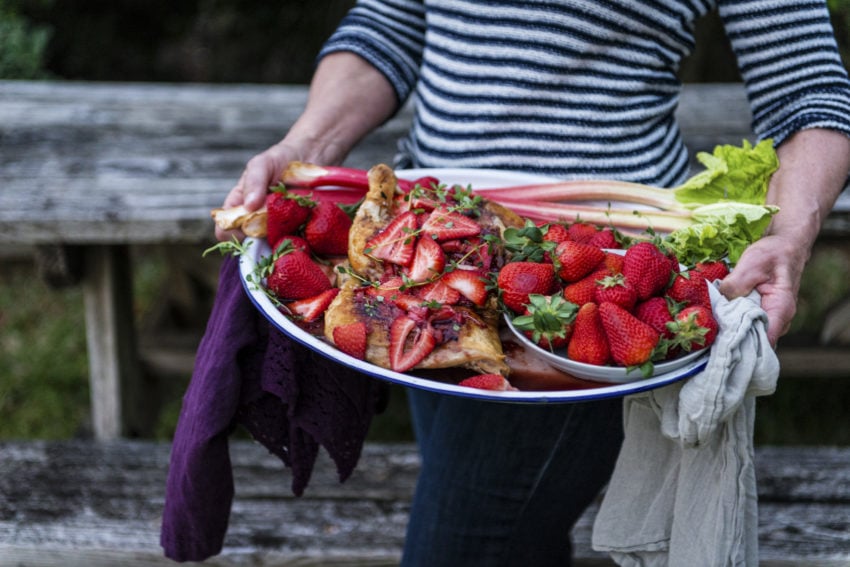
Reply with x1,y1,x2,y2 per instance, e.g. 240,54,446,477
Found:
319,0,850,185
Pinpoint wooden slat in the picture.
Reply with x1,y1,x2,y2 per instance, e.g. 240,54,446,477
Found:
1,440,849,566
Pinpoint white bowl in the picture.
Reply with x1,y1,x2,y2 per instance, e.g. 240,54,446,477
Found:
503,315,707,384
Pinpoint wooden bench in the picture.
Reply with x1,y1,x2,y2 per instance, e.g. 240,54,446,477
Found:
1,440,849,566
2,80,849,439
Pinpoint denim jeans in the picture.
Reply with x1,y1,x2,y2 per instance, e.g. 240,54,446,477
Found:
401,388,624,567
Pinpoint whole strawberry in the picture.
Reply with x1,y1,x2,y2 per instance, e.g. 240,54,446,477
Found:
266,246,333,300
567,221,599,244
599,301,661,370
303,200,354,256
497,261,556,313
622,242,674,300
567,302,610,366
667,271,711,308
593,273,637,311
266,190,314,248
667,304,719,352
633,296,675,339
562,268,606,306
511,293,578,351
555,240,605,282
694,260,730,282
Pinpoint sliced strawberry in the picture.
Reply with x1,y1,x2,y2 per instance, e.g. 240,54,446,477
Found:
441,269,489,307
389,316,437,372
420,208,481,241
332,321,368,360
458,374,516,391
364,211,418,266
415,279,462,305
405,235,446,283
284,288,340,322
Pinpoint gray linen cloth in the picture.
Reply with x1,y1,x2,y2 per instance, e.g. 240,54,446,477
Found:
592,284,780,566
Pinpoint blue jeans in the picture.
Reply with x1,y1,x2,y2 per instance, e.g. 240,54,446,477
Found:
401,389,624,567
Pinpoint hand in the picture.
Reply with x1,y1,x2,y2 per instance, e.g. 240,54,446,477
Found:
215,141,301,242
718,233,806,347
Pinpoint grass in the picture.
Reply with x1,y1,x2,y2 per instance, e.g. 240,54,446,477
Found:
1,244,849,444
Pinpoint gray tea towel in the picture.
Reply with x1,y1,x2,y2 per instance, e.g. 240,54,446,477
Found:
592,284,780,567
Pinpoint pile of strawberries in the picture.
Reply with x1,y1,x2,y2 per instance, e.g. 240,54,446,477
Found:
498,221,727,376
260,188,354,321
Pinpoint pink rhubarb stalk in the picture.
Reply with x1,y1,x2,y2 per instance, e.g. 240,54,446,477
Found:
282,162,437,192
474,179,688,212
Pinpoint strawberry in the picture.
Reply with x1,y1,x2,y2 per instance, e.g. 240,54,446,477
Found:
667,271,711,308
633,296,675,339
667,304,719,352
303,200,353,256
593,273,637,311
388,316,437,372
555,240,605,282
441,269,489,307
272,235,310,254
588,228,620,249
284,288,340,323
458,373,517,391
415,279,462,306
694,260,730,282
598,251,625,275
266,247,332,300
364,211,418,266
622,242,674,300
562,270,603,307
599,301,661,369
366,277,422,312
567,221,599,244
511,293,578,351
567,302,610,366
497,261,557,313
332,321,368,360
543,223,571,245
266,190,313,247
405,235,446,283
420,208,481,241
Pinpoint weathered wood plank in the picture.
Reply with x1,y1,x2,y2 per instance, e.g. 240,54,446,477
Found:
1,440,849,566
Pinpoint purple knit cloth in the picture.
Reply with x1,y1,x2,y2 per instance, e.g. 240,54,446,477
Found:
160,256,388,562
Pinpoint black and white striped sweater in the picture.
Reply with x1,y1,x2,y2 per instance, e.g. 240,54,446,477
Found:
319,0,850,185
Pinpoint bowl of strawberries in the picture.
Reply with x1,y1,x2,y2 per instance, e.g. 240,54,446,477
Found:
499,235,724,384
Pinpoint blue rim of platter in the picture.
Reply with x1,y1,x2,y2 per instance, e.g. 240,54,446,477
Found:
237,167,709,403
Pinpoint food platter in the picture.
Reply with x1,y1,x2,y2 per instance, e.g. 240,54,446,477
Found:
238,168,709,403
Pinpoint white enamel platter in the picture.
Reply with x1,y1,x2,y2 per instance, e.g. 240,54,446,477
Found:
238,168,709,403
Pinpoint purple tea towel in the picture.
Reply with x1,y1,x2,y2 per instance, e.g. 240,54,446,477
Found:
160,256,388,562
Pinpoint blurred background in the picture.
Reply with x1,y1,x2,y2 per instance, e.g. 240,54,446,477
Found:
1,0,849,443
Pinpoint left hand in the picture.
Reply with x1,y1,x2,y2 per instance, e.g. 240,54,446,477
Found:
719,233,804,347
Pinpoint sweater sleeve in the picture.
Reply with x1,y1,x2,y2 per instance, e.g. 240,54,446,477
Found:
719,0,850,145
318,0,427,105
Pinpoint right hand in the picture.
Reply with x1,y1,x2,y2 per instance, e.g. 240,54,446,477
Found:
215,141,301,242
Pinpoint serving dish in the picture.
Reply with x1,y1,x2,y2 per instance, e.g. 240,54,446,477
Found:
238,168,709,402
